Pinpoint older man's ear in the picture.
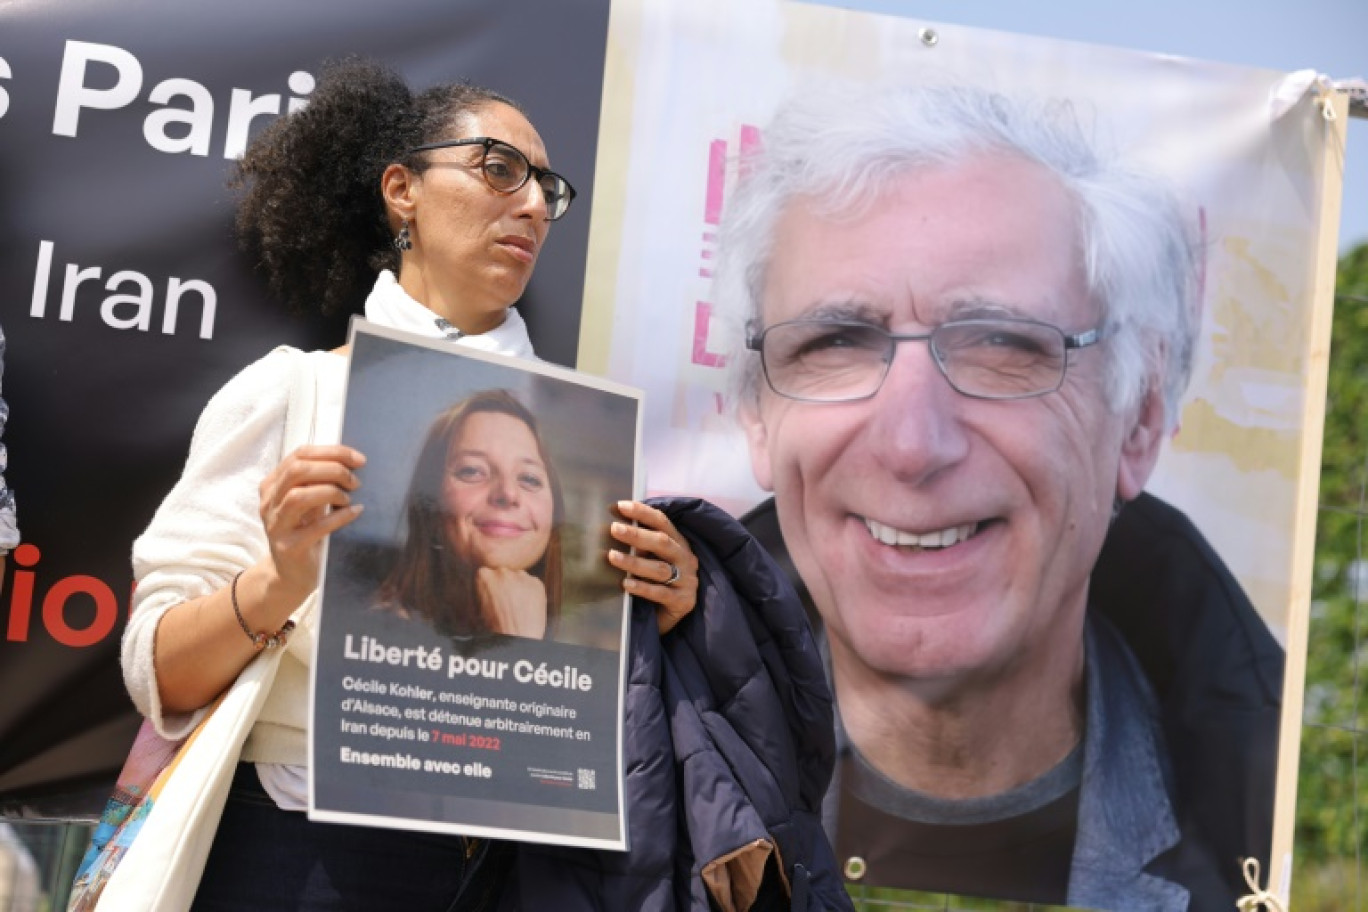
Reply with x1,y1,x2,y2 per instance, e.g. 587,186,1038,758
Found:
1115,384,1168,503
739,404,776,493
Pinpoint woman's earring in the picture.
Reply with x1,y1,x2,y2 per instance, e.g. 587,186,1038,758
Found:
393,220,413,252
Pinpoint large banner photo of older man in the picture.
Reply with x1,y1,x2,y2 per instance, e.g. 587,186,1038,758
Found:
580,0,1345,908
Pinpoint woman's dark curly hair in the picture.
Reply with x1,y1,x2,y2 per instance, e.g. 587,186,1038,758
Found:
231,56,524,316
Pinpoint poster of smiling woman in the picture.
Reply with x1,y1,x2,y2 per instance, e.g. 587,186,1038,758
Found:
309,320,641,848
579,0,1346,907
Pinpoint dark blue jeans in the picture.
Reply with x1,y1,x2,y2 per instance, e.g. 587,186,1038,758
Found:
191,763,511,911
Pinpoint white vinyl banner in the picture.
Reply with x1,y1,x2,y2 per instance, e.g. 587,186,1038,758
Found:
580,0,1345,906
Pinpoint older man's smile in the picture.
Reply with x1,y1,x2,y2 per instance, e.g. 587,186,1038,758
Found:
863,517,980,550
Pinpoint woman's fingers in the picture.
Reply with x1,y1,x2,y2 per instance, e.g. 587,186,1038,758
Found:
262,475,363,546
608,501,698,634
606,548,687,590
259,445,367,593
609,501,692,563
268,486,362,546
260,445,364,508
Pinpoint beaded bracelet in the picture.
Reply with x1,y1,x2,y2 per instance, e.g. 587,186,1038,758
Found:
230,570,296,650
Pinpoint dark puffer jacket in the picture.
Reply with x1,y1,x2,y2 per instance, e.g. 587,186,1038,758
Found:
498,497,853,911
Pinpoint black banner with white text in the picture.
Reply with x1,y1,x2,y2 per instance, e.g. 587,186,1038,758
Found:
0,0,611,817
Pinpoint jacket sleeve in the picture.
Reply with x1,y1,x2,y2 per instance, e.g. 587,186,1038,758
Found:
655,497,851,912
121,350,296,739
498,497,851,912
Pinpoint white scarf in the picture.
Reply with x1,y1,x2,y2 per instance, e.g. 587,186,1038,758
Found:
362,270,539,361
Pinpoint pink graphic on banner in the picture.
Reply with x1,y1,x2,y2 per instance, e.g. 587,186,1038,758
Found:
738,124,762,177
705,140,727,225
692,302,727,368
690,125,760,371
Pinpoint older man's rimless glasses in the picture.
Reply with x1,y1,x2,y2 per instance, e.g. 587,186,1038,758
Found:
405,136,577,221
746,317,1103,402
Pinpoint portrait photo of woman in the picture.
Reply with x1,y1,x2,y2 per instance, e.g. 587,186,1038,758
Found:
375,389,565,640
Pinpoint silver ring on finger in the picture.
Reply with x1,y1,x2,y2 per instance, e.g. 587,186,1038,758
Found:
663,562,681,587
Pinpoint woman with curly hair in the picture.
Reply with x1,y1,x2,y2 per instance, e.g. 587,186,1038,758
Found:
120,57,698,911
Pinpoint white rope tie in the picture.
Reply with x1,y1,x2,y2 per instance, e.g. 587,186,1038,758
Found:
1235,858,1286,912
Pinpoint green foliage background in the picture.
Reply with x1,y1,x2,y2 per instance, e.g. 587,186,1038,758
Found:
1292,241,1367,909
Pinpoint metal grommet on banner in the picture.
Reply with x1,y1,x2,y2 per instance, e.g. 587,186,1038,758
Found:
918,27,938,47
842,856,867,881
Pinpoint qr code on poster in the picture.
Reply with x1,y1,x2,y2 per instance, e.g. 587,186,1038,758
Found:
577,768,596,790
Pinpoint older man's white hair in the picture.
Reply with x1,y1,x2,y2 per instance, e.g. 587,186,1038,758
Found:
715,81,1202,433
